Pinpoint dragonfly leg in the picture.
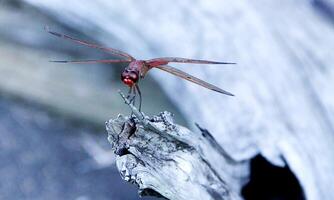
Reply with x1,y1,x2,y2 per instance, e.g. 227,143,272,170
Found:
135,84,142,112
127,86,136,104
126,86,133,99
126,86,137,117
132,86,137,107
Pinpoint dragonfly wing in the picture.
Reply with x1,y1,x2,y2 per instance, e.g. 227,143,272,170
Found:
50,59,131,64
146,57,235,67
156,65,234,96
45,26,135,61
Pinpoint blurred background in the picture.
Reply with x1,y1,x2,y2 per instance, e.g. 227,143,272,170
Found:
0,1,185,199
0,0,334,200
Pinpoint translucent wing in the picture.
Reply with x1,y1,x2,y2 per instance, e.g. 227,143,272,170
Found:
156,65,234,96
146,57,235,67
50,59,131,64
45,26,135,61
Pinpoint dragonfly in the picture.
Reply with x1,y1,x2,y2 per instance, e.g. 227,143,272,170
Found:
46,27,235,111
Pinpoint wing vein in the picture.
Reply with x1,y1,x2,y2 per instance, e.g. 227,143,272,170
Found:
156,65,234,96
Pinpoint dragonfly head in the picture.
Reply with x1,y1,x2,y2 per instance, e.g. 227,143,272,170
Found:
121,68,139,87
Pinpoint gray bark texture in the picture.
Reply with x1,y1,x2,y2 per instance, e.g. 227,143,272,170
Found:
106,92,245,200
15,0,334,199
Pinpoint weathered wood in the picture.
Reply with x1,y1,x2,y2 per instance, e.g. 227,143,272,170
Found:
106,93,246,200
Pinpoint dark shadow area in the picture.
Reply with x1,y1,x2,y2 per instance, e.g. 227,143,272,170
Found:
313,0,334,23
242,155,305,200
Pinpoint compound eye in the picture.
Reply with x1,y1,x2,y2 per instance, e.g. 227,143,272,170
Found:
121,71,138,87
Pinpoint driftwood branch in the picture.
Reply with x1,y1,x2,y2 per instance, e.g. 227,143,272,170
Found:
105,92,245,200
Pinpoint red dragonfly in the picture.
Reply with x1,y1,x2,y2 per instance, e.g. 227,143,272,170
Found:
46,28,235,111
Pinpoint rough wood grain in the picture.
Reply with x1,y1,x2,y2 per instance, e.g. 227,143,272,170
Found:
105,93,246,200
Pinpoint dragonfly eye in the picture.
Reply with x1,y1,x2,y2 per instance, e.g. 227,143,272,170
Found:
121,71,139,87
